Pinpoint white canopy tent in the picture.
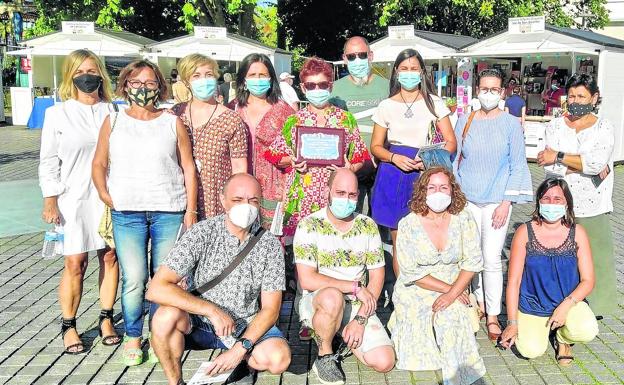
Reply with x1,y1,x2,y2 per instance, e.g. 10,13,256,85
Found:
6,21,154,125
146,27,292,79
458,19,624,161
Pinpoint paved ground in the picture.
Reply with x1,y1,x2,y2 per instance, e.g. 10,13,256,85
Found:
0,125,623,385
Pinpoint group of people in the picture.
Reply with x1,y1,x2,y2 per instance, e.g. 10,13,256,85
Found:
38,33,616,385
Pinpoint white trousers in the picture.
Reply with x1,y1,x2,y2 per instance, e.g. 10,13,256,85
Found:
467,201,512,316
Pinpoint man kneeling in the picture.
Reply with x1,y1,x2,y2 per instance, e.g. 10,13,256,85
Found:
295,168,396,385
147,174,291,385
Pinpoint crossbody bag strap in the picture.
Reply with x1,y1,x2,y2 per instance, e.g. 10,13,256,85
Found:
457,111,477,168
190,227,266,296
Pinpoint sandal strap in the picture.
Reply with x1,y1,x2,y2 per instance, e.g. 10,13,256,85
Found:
557,355,574,360
65,342,84,353
99,309,114,321
61,317,77,337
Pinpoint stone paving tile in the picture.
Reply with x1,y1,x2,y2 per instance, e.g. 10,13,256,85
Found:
1,126,624,384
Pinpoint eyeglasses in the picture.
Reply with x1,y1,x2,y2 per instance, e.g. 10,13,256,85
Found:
127,80,160,90
345,52,368,61
479,87,503,95
303,81,331,91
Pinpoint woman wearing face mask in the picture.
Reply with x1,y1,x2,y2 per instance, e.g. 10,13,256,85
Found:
500,178,597,366
229,53,295,229
265,57,370,240
370,48,456,277
389,167,485,385
39,49,121,354
92,60,197,366
543,77,566,115
170,53,248,219
453,68,533,342
537,73,615,318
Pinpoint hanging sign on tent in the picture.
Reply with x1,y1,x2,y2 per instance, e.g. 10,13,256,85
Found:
508,16,545,34
20,58,31,72
195,26,227,39
62,21,95,35
388,25,415,40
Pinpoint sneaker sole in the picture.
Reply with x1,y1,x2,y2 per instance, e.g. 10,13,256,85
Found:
312,363,345,385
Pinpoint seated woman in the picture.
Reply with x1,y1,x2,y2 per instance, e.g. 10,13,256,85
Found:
500,178,598,365
389,166,486,385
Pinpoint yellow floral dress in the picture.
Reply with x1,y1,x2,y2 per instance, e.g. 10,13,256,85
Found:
389,209,486,385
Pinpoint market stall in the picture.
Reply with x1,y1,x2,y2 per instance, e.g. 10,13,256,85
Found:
458,16,624,161
6,21,154,126
146,26,292,84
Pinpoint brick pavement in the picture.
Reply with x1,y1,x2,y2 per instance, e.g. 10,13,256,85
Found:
0,126,623,385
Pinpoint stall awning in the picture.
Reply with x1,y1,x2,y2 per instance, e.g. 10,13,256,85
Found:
459,24,624,57
147,27,291,61
6,23,155,57
368,27,477,62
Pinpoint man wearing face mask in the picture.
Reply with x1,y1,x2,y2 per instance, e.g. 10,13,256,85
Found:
294,168,396,385
331,36,389,214
147,173,290,385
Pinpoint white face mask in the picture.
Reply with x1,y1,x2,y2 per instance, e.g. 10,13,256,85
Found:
228,203,258,229
478,91,501,111
426,192,452,213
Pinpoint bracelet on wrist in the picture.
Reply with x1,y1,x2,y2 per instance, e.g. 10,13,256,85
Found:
186,210,198,215
507,319,518,326
389,153,395,164
566,295,579,305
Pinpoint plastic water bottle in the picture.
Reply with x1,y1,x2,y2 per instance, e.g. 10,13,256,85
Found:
42,226,64,259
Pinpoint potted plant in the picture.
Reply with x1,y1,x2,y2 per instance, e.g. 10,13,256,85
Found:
445,97,457,113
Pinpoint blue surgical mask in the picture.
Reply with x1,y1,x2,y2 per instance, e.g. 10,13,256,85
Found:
347,58,370,79
190,77,217,101
329,197,357,219
246,78,271,97
305,89,331,108
539,204,567,222
398,71,421,91
551,84,559,91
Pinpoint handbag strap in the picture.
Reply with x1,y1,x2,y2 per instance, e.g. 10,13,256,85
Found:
457,111,477,168
190,227,266,296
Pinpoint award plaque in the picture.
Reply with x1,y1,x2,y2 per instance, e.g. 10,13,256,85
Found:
295,126,345,167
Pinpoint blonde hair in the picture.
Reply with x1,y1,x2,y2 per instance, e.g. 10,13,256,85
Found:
58,49,113,102
177,53,220,84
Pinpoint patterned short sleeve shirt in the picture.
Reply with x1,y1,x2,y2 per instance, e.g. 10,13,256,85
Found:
164,215,285,321
293,208,385,296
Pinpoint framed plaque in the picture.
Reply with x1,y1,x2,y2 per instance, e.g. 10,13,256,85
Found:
295,126,345,167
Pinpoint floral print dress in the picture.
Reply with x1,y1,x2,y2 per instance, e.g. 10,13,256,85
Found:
389,209,486,385
264,106,370,238
170,103,247,219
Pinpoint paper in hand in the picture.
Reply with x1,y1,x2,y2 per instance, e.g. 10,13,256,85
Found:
187,362,233,385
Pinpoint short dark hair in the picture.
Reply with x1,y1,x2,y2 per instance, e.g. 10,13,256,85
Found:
116,60,169,102
235,53,282,107
531,178,575,226
565,73,601,109
477,68,505,87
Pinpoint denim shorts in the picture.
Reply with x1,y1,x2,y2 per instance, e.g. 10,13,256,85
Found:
184,314,286,350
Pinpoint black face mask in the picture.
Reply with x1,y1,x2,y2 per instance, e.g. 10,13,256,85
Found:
567,102,594,117
73,74,102,94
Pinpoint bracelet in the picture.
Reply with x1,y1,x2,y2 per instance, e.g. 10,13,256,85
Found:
507,319,518,326
566,295,579,305
186,210,198,215
389,153,395,164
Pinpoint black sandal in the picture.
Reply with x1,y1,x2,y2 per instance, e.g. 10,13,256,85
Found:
554,339,574,366
61,318,85,355
98,309,122,346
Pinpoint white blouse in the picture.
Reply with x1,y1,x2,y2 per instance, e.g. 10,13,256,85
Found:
544,116,614,217
39,99,115,254
107,109,187,212
372,95,450,148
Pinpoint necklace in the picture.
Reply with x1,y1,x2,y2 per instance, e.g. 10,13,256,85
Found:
399,90,420,118
188,100,218,138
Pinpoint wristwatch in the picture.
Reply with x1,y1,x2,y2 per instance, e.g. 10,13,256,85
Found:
556,151,565,164
239,338,254,352
354,315,368,326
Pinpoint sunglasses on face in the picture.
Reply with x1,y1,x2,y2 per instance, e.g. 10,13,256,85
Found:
302,81,331,90
345,52,368,61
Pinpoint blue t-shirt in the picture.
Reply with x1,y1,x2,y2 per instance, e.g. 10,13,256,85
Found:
505,95,525,117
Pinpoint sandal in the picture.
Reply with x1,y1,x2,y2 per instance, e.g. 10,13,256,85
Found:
554,340,574,366
122,336,144,366
98,309,121,346
61,318,85,355
486,321,502,341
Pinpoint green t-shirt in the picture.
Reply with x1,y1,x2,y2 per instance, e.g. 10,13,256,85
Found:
330,74,389,134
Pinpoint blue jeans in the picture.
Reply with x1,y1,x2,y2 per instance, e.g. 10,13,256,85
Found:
112,210,184,338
